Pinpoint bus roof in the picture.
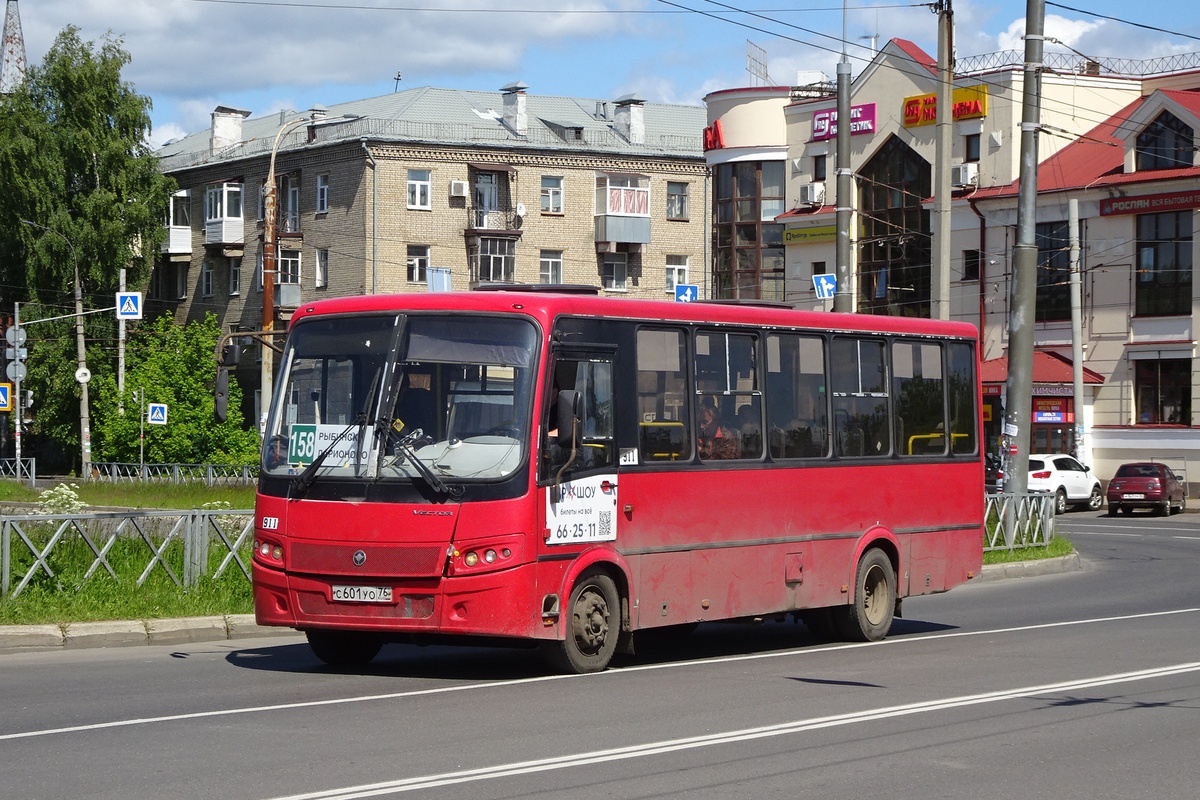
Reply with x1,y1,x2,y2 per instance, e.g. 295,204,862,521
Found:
289,290,981,341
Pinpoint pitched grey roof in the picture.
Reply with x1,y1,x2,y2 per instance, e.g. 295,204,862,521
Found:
157,85,706,172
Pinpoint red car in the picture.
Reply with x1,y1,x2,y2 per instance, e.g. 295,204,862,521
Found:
1106,462,1187,516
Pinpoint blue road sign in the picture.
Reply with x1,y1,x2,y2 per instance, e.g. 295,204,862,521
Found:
812,273,837,300
147,402,168,425
0,383,11,413
117,291,143,320
675,284,699,302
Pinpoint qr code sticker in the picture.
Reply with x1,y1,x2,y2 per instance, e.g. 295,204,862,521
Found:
597,509,613,539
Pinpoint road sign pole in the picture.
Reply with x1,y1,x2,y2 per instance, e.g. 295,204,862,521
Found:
13,302,19,484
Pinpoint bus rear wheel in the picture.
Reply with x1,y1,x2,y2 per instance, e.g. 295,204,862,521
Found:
837,548,896,642
542,569,620,674
305,629,383,667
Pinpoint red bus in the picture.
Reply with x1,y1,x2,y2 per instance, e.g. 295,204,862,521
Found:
250,288,983,673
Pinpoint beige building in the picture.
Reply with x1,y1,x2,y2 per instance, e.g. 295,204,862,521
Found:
705,40,1200,484
155,84,708,420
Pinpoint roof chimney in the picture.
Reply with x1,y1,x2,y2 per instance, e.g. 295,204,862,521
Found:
210,105,251,155
614,94,645,145
501,81,528,136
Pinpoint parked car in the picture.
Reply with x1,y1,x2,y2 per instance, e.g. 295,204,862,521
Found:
1028,454,1104,514
985,453,1005,492
1106,462,1187,516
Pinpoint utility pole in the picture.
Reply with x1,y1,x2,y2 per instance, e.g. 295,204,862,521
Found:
833,1,854,313
932,0,954,320
1001,0,1046,500
1069,198,1085,463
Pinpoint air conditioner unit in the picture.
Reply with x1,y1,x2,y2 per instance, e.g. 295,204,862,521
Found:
797,182,825,206
449,180,469,198
951,162,979,188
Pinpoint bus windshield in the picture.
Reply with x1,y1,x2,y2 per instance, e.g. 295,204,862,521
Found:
263,313,538,483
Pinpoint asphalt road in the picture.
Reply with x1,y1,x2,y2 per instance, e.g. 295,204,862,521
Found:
2,511,1198,800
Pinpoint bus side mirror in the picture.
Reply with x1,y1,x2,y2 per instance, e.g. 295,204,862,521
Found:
215,367,229,423
556,389,583,449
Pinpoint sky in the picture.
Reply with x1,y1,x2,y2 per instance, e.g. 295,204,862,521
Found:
11,1,1200,148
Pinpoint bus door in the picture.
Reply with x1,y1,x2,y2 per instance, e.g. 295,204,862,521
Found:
538,352,620,554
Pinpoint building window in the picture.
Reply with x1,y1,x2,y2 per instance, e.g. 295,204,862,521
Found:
1136,112,1193,172
541,176,563,213
812,260,827,276
168,191,190,226
596,174,649,216
712,160,786,300
540,249,562,283
316,174,329,214
1034,222,1071,322
175,264,188,300
205,182,242,221
964,133,981,163
1135,358,1191,424
1137,210,1192,316
812,154,827,182
473,237,515,283
962,249,981,281
149,265,164,300
281,176,301,233
855,136,932,316
278,248,301,284
315,248,328,289
407,169,432,210
407,244,429,283
666,182,689,220
229,257,241,295
256,252,263,292
602,252,628,291
201,260,214,297
666,255,688,292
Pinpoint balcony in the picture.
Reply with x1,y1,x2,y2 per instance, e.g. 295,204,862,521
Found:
466,205,522,233
595,182,650,245
205,217,244,247
160,225,192,255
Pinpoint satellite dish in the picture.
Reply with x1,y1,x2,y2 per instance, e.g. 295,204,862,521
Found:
515,202,526,217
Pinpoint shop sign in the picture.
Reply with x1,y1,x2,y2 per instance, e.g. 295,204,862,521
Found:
811,103,877,141
1099,189,1200,216
903,84,989,127
784,225,837,245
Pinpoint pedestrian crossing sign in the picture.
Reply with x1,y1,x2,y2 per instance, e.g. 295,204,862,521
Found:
0,382,11,412
117,291,143,320
147,403,168,425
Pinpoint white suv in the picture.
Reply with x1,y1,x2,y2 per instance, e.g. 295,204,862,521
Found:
1028,454,1104,514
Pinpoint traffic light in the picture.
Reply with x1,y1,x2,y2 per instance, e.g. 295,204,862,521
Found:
23,390,32,409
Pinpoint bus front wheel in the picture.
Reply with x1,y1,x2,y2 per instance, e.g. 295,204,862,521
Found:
305,629,383,667
542,569,620,674
837,548,896,642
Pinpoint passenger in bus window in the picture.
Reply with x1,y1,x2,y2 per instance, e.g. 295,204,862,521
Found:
698,402,741,459
266,435,289,468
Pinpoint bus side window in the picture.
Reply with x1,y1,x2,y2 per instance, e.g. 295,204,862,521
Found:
636,328,692,462
542,358,616,475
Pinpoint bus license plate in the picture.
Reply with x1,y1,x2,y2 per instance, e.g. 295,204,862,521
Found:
1123,493,1145,500
332,585,393,603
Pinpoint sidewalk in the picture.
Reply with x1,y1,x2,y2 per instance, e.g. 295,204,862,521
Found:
0,555,1081,654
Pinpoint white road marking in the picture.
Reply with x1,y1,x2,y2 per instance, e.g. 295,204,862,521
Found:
263,662,1200,800
1,607,1197,743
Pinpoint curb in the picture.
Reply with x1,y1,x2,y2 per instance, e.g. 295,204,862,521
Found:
0,614,297,654
0,556,1083,654
976,552,1081,583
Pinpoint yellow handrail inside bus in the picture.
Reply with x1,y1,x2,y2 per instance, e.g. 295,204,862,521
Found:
906,432,968,455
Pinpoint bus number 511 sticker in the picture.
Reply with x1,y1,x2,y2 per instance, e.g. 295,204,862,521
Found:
546,474,618,545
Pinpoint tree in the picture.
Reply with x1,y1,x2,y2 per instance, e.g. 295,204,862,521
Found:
0,27,174,471
91,313,260,465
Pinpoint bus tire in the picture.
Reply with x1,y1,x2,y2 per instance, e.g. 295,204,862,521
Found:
305,629,383,667
837,548,896,642
542,569,620,674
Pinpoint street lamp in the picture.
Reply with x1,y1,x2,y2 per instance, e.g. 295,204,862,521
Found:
260,113,315,424
20,219,92,477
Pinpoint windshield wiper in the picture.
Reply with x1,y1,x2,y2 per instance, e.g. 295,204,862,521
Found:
291,413,369,496
380,421,463,499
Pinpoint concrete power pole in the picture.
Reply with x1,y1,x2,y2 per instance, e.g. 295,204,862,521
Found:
1002,0,1046,497
932,1,954,320
833,7,854,313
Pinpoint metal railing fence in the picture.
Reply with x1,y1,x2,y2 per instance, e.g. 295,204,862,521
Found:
0,458,38,488
1,509,253,599
984,492,1057,550
87,462,258,486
